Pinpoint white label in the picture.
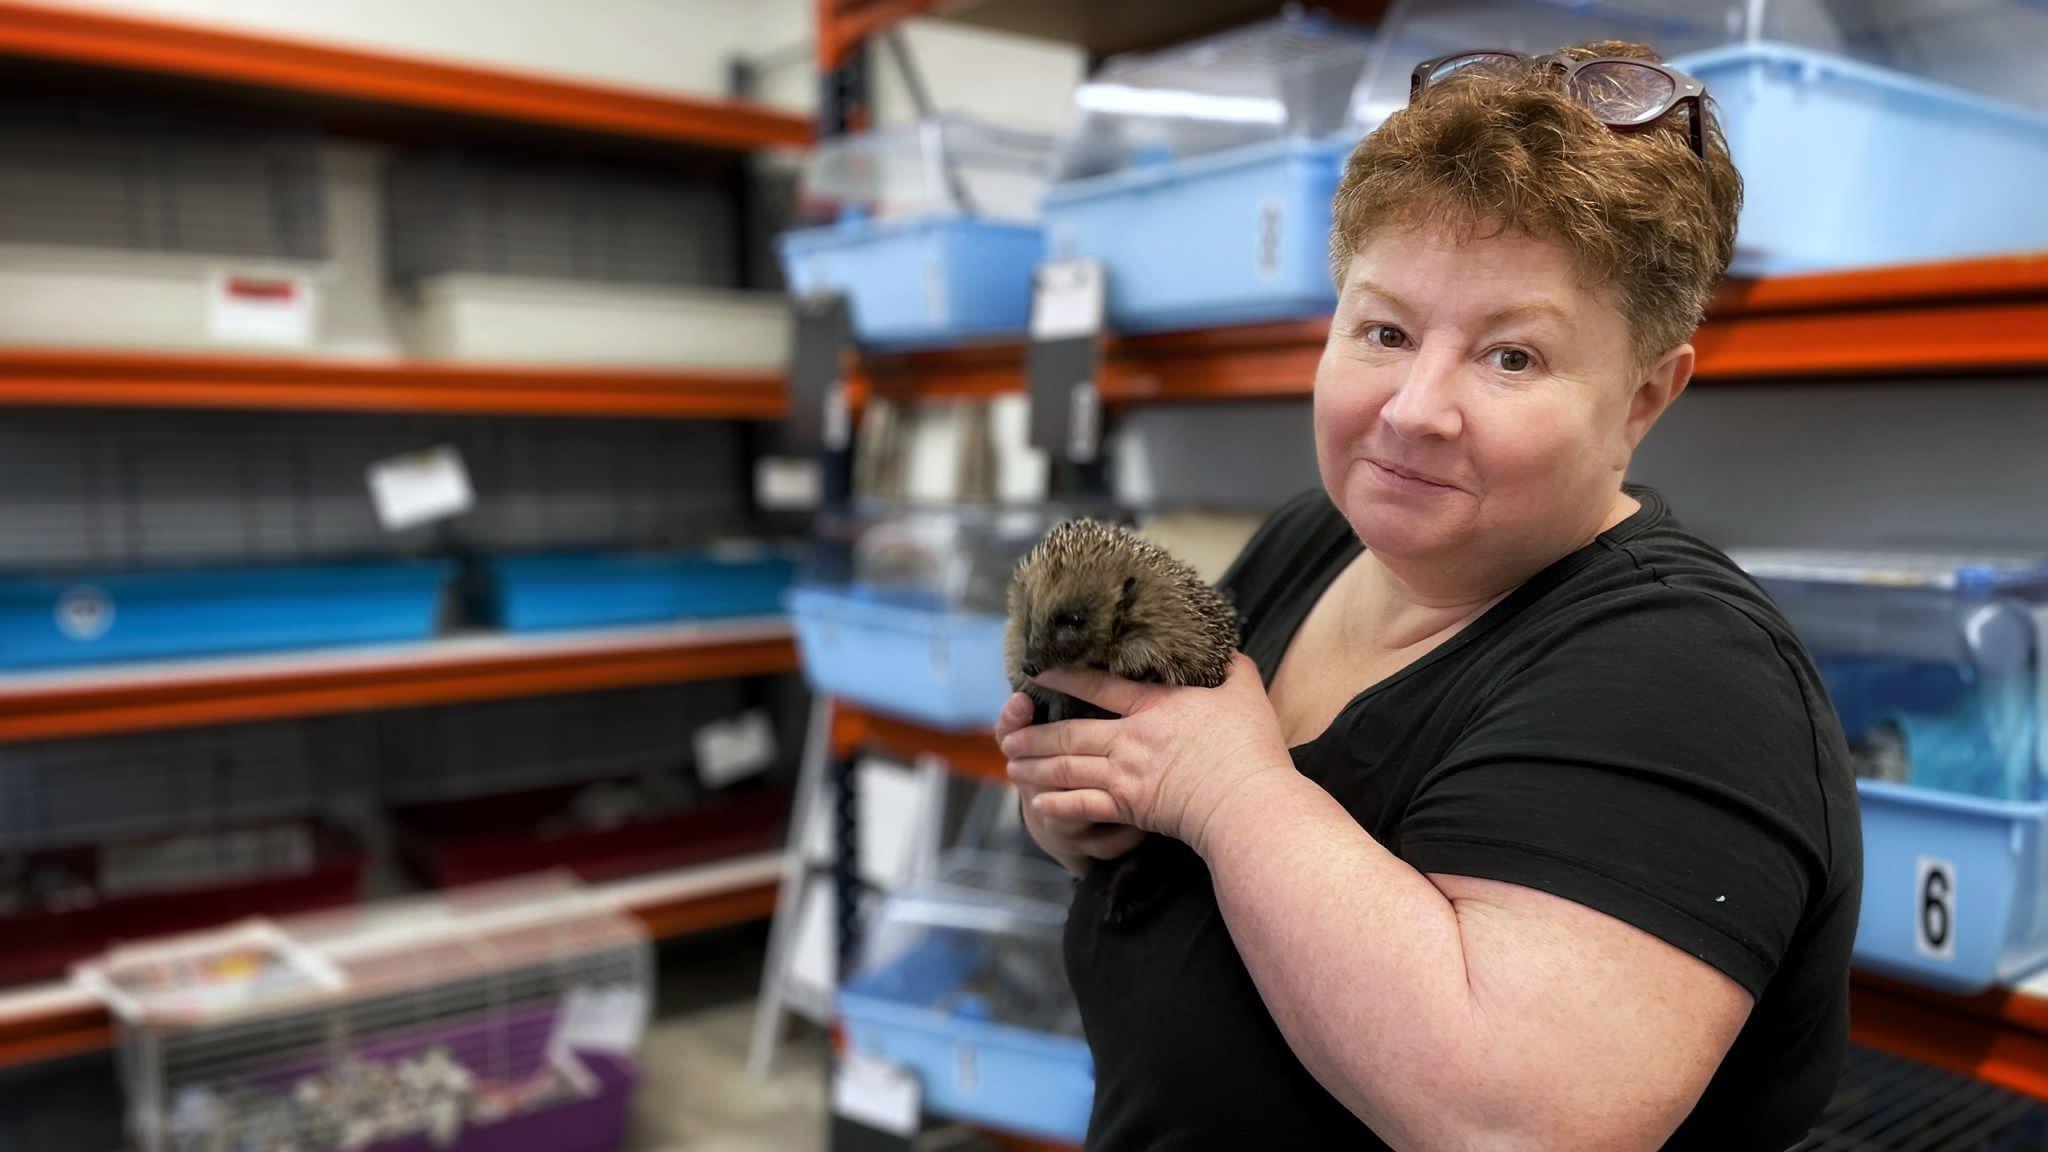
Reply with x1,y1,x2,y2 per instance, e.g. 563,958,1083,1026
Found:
1915,856,1957,960
823,383,852,451
1256,198,1283,282
549,985,647,1057
1069,381,1100,462
787,875,837,1014
1031,259,1106,341
922,259,949,328
207,269,315,347
367,445,474,532
693,709,778,788
755,456,822,510
832,1053,921,1137
954,1043,979,1095
55,585,114,641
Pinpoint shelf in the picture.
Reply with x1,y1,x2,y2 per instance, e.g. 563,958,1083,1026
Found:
971,1129,1082,1152
0,1,810,152
850,254,2048,403
819,0,1387,68
1849,971,2048,1103
0,850,786,1073
0,350,789,420
0,619,797,747
829,702,1009,784
827,703,2048,1107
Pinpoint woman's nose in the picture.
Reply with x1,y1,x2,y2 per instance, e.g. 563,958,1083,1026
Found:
1380,348,1464,441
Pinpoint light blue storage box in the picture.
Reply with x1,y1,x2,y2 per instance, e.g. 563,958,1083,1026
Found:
1043,12,1374,333
778,116,1055,350
787,586,1011,730
840,851,1091,1143
1740,550,2048,992
0,560,453,671
1671,43,2048,275
1854,781,2048,992
478,550,795,633
840,929,1094,1144
778,217,1044,349
1044,137,1352,333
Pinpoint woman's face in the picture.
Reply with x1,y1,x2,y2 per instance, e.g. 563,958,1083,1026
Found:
1315,222,1687,588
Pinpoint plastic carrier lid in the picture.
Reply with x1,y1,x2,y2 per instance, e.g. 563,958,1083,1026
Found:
1054,10,1378,182
1730,548,2048,592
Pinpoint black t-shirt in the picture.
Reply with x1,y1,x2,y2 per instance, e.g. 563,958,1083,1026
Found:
1065,485,1862,1151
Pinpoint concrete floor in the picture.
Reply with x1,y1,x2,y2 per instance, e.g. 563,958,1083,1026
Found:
624,925,1000,1152
627,924,830,1152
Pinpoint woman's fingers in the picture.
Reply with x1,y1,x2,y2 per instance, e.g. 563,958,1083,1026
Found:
1031,787,1126,825
992,691,1033,743
1073,823,1146,860
1007,753,1109,792
1031,667,1151,717
1000,716,1119,761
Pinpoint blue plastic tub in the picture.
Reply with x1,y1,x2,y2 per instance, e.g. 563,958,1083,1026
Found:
0,561,452,671
1042,136,1350,334
1854,780,2048,993
1671,42,2048,275
839,930,1093,1144
778,215,1043,349
787,585,1010,731
478,551,794,633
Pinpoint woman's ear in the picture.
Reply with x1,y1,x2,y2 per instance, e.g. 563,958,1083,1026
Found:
1619,343,1695,468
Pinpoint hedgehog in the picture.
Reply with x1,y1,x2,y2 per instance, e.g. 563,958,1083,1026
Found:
1005,519,1239,927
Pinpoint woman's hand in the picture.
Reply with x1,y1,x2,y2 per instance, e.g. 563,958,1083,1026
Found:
995,691,1144,877
1000,653,1296,857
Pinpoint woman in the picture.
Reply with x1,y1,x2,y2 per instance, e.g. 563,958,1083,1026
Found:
997,40,1862,1152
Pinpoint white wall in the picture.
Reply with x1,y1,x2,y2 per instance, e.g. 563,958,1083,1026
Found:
27,0,1085,130
28,0,811,106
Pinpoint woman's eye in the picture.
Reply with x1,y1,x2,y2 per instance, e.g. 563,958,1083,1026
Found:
1491,347,1533,372
1364,324,1408,349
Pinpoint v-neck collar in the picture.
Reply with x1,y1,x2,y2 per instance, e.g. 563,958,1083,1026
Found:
1261,485,1665,758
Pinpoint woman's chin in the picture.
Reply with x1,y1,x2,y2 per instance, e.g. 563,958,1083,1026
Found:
1346,503,1461,560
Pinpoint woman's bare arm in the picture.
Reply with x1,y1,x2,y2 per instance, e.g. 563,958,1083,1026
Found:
1198,767,1752,1152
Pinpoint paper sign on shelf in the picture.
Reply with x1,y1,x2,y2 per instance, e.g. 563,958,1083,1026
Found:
694,709,778,789
207,269,316,347
832,1052,921,1138
367,445,474,532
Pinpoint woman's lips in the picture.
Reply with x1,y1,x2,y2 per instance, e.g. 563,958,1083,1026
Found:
1366,459,1459,494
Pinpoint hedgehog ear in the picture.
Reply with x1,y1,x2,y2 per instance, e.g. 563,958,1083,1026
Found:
1115,575,1138,618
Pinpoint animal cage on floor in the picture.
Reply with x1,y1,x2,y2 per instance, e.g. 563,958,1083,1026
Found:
75,877,651,1152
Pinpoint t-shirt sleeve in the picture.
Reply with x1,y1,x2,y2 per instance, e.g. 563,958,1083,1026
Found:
1396,588,1831,997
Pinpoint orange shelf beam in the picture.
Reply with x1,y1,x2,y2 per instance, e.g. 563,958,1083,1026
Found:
0,350,789,420
630,878,782,941
1850,973,2048,1103
971,1129,1082,1152
818,0,942,70
850,254,2048,402
0,999,114,1071
1710,251,2048,316
0,625,797,747
0,1,810,151
1100,318,1330,403
830,702,1009,784
0,868,782,1073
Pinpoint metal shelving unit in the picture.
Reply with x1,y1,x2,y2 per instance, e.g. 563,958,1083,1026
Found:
802,2,2048,1144
0,0,816,1093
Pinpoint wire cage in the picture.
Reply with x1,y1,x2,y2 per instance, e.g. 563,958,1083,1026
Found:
76,875,652,1152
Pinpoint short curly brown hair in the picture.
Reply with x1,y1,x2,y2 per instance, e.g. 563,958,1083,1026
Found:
1330,40,1743,367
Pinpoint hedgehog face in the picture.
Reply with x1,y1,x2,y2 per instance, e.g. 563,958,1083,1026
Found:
1018,564,1137,679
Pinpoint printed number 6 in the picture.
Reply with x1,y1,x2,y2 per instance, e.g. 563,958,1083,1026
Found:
1917,857,1956,960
